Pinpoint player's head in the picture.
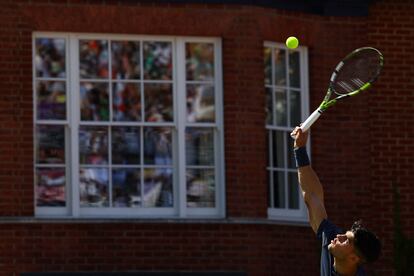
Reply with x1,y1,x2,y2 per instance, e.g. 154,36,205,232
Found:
328,220,381,266
350,220,382,264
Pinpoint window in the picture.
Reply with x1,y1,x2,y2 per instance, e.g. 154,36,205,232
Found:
264,42,309,222
33,33,224,218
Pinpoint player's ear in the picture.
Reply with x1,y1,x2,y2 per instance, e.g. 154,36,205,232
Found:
350,252,361,265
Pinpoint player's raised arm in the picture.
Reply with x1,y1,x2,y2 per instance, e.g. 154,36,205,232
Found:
291,127,327,233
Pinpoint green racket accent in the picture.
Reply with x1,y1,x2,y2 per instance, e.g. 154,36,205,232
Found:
319,99,337,111
359,82,371,91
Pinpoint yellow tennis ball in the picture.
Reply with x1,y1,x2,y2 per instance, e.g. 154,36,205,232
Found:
286,36,299,49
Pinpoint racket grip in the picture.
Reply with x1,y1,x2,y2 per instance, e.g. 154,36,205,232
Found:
290,109,322,138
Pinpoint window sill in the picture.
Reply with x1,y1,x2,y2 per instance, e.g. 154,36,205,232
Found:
0,216,309,227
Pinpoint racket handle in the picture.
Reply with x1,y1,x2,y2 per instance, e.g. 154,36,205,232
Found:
290,109,322,138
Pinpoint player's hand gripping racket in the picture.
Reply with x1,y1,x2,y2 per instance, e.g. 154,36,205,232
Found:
291,47,384,138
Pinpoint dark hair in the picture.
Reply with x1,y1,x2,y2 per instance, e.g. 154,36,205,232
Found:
351,220,382,263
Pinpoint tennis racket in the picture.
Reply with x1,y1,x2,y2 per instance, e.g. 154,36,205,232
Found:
291,47,384,137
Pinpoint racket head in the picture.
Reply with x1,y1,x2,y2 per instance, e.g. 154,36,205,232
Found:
329,47,384,96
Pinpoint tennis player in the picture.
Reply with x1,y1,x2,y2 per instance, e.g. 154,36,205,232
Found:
291,127,381,276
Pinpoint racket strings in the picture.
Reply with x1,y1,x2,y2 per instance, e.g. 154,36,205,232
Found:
332,49,382,95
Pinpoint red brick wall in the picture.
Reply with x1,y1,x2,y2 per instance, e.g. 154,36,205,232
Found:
0,0,411,275
367,2,414,276
0,222,317,275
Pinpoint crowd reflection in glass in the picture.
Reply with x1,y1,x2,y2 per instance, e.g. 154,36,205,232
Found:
185,43,216,208
34,38,67,207
35,37,218,210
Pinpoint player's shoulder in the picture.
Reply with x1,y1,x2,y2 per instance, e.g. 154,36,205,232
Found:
316,219,343,240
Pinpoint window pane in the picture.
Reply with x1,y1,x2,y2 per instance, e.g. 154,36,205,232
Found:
36,81,66,120
288,172,299,209
143,41,172,80
264,47,271,85
112,82,141,122
287,132,296,169
290,90,301,127
112,126,140,165
186,84,215,123
36,125,65,164
144,127,172,165
272,130,285,168
186,128,214,166
186,169,215,208
289,51,301,88
79,168,109,207
112,168,141,207
79,126,108,165
35,38,66,78
36,168,66,207
275,88,287,126
274,49,286,86
79,40,109,79
265,87,272,125
80,82,109,121
111,41,140,80
143,168,173,207
186,42,214,81
273,171,285,208
144,83,173,122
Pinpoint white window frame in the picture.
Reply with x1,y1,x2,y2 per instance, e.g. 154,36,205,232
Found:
33,32,225,219
264,41,310,222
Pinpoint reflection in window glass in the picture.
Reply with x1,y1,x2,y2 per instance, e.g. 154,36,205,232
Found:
273,171,285,208
186,43,214,81
186,169,215,208
185,128,214,166
36,125,65,164
143,41,172,80
111,41,140,80
112,83,141,122
112,126,140,165
290,91,301,127
265,87,272,125
112,168,141,207
272,130,284,168
79,40,109,79
36,81,66,120
35,38,66,78
286,132,296,169
79,168,109,207
186,84,215,123
289,51,301,88
79,126,108,165
288,172,299,209
36,168,66,207
144,83,173,122
275,88,287,126
144,127,172,165
34,35,222,217
274,49,286,86
80,82,109,121
143,168,173,207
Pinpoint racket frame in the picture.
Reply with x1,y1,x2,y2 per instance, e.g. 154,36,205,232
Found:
296,47,383,134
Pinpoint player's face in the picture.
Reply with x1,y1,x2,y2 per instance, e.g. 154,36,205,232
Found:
328,231,357,259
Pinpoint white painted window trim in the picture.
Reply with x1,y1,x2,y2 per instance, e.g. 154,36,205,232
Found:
33,32,225,219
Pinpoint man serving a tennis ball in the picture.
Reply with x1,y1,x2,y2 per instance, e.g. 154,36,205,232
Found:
291,127,381,276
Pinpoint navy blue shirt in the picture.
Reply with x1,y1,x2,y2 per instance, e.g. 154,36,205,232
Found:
317,219,366,276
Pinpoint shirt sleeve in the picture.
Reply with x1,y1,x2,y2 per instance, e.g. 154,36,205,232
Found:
316,219,344,243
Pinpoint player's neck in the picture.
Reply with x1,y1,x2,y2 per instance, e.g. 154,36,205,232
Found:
333,258,358,276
